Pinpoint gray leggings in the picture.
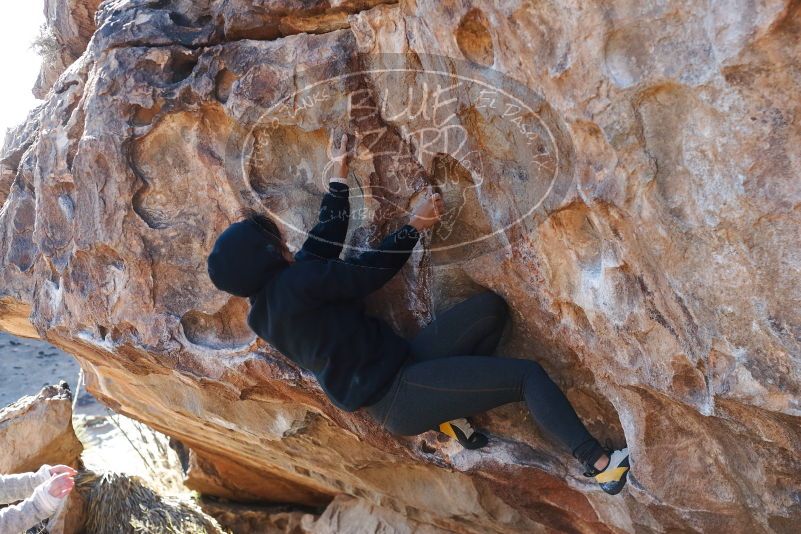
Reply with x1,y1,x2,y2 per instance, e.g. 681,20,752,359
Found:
364,292,604,466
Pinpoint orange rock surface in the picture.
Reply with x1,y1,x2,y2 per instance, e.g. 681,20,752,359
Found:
1,1,800,532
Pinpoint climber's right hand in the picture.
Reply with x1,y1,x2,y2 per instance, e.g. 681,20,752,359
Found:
329,132,351,183
409,186,445,231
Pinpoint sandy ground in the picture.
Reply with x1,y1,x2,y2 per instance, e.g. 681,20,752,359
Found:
0,332,84,408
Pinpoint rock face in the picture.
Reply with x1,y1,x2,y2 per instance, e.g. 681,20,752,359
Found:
34,0,103,99
1,1,800,532
0,384,85,534
0,384,82,479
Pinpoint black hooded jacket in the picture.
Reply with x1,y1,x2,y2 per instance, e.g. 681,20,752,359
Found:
223,183,420,412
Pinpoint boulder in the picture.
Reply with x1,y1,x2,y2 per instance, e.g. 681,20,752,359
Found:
34,0,103,99
1,1,800,532
0,383,85,534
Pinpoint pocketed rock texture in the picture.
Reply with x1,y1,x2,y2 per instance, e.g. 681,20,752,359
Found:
0,384,85,534
1,1,800,532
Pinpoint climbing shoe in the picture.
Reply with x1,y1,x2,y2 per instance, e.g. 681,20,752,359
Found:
438,418,488,450
584,447,630,495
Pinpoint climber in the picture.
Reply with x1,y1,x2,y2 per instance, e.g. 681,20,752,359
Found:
0,464,77,532
206,132,630,495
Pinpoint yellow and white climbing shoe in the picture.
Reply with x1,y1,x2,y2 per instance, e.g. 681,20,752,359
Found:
438,418,488,450
585,447,630,495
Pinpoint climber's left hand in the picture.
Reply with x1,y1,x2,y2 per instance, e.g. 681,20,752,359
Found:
329,132,351,183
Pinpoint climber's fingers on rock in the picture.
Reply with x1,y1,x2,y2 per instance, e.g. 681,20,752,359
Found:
328,132,339,155
329,131,351,161
427,187,444,218
333,132,346,150
433,202,444,220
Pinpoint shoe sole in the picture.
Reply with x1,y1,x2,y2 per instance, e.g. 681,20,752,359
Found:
602,469,629,495
462,432,488,450
446,424,489,450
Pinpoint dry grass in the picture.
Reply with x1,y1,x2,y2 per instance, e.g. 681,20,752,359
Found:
76,470,226,534
31,24,62,63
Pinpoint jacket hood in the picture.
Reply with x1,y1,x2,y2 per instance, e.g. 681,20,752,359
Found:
207,219,288,298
